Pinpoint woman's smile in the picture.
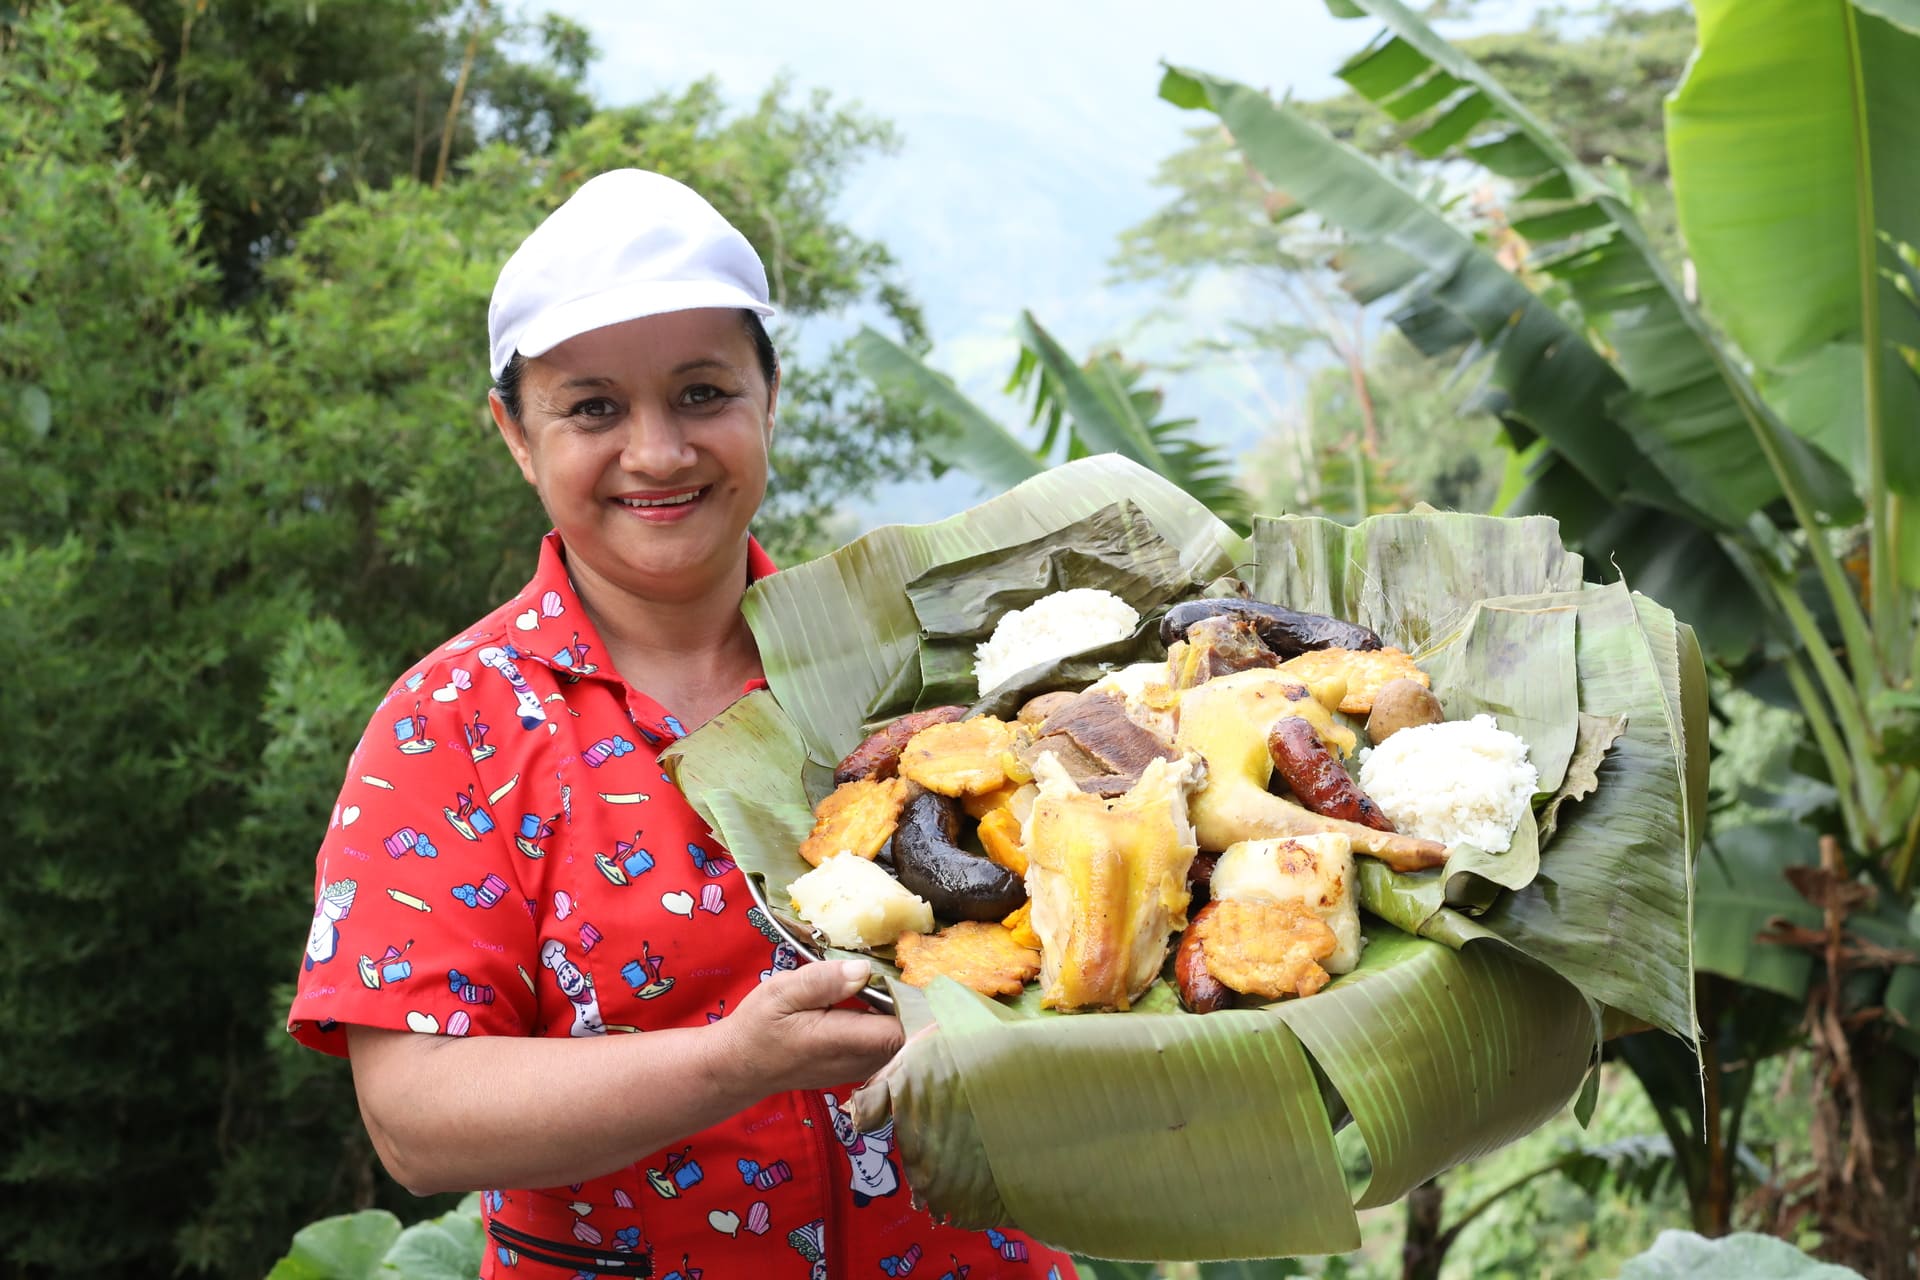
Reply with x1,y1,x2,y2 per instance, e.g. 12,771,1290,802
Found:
612,485,713,522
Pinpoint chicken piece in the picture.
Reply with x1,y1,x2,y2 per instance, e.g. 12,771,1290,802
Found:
895,921,1041,997
797,777,913,868
897,715,1018,797
1276,647,1428,716
1192,898,1337,1000
1210,833,1361,974
1175,668,1447,872
1040,689,1176,775
1024,751,1207,1012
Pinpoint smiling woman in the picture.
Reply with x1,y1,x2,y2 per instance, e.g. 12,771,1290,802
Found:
284,169,1075,1280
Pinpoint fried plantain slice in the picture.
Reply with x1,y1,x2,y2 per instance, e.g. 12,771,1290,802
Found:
895,921,1041,997
897,715,1018,797
1191,898,1338,1001
797,776,912,868
1276,646,1428,715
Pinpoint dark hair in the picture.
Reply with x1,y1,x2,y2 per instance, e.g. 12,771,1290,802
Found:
492,311,780,421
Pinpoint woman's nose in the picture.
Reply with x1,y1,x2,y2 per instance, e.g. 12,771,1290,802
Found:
619,404,698,477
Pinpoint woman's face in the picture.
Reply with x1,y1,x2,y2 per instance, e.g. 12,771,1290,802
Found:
490,309,777,606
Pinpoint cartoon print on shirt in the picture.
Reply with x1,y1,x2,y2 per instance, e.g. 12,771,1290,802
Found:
663,715,688,740
515,811,559,860
584,734,636,767
823,1094,901,1207
552,632,598,680
305,877,356,969
356,941,413,989
383,825,440,859
881,1244,924,1275
540,938,605,1036
985,1228,1031,1263
759,941,801,984
449,967,496,1005
786,1220,828,1280
685,841,735,879
477,645,547,730
444,784,498,841
737,1157,793,1191
598,832,653,886
645,1146,705,1199
660,1254,702,1280
452,873,510,908
465,710,496,763
391,701,436,755
619,942,675,999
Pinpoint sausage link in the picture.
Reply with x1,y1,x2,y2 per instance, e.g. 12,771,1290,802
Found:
1267,716,1396,832
834,706,969,785
1175,904,1232,1014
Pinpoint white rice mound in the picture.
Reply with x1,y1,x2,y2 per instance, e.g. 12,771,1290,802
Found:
1357,714,1537,852
973,588,1140,697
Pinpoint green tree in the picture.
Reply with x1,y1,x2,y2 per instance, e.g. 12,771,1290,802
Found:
0,5,927,1275
1116,2,1696,520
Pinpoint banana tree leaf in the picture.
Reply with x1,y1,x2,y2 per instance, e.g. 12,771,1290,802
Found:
741,455,1245,767
1327,0,1861,515
1159,64,1825,535
898,501,1200,713
1271,931,1595,1209
1667,0,1920,495
1539,712,1629,846
851,326,1046,493
1692,820,1820,1001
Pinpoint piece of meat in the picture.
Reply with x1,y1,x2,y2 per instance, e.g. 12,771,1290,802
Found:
1017,690,1077,728
1016,731,1107,785
1165,614,1281,690
1267,717,1395,832
1174,907,1233,1014
1040,689,1176,775
834,705,968,784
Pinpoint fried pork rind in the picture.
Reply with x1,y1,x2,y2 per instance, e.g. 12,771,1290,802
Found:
1277,646,1427,715
1191,898,1338,1001
895,921,1041,997
797,776,911,868
898,716,1019,797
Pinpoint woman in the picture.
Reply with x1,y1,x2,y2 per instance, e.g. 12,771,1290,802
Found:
289,169,1074,1279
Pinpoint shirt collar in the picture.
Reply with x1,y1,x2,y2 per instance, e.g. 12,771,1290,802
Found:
507,531,779,687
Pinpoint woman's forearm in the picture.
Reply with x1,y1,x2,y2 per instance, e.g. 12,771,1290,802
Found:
348,1021,754,1195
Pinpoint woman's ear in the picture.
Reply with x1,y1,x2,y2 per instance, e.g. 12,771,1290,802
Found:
488,389,538,486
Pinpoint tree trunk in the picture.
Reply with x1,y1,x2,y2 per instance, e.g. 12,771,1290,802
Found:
1401,1178,1446,1280
1813,1024,1917,1279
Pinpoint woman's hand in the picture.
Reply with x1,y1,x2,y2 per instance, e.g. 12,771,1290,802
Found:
718,960,904,1096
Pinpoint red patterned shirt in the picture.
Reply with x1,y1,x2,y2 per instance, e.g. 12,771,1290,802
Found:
289,531,1074,1279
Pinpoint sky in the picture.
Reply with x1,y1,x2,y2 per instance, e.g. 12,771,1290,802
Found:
546,1,1546,529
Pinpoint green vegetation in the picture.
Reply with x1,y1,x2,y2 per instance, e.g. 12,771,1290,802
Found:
0,3,926,1274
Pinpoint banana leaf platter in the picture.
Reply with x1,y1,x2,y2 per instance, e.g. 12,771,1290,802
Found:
662,455,1706,1261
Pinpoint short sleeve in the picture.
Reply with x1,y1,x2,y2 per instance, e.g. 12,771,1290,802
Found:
288,675,540,1057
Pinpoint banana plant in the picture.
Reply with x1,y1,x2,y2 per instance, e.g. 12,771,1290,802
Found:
1160,1,1920,1271
854,313,1253,530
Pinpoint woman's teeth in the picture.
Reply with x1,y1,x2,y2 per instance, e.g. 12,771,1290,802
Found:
616,489,704,509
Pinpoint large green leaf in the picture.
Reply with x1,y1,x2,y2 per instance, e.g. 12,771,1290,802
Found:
670,484,1687,1256
1667,0,1920,498
1615,1230,1866,1279
1158,64,1838,537
265,1211,401,1280
850,326,1044,493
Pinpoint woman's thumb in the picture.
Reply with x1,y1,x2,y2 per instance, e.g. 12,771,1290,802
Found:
782,958,872,1009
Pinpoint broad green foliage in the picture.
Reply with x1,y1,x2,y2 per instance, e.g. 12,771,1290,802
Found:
0,5,928,1275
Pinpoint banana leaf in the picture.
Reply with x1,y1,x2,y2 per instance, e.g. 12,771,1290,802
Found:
663,456,1698,1259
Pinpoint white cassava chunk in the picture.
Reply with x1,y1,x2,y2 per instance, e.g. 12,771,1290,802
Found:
787,853,933,949
1209,833,1360,974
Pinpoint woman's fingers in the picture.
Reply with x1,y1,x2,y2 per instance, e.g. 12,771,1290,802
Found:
722,961,904,1096
764,958,874,1013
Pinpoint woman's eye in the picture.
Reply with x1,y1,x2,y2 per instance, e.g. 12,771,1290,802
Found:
570,397,618,420
683,384,729,407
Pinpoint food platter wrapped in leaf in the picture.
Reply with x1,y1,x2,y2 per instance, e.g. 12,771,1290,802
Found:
662,455,1705,1261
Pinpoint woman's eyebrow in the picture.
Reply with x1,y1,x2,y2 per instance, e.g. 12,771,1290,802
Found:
670,357,737,376
558,375,617,391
